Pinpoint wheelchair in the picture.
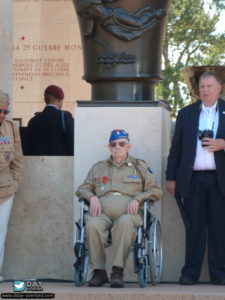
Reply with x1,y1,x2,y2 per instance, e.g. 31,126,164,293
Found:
73,198,162,287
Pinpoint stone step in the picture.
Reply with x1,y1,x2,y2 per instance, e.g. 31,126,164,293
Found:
1,282,225,300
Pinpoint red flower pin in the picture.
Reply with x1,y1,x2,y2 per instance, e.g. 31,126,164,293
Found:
102,176,108,184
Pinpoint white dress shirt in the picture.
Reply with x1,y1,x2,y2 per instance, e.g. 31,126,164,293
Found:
46,104,58,109
193,101,219,170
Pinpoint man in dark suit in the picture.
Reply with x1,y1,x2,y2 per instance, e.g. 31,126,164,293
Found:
27,85,74,155
166,71,225,285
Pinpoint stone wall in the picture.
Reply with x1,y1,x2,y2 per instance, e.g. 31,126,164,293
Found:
3,157,74,280
13,0,91,126
0,0,14,107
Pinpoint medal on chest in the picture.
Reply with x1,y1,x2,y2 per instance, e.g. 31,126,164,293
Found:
0,134,10,145
100,176,108,190
4,152,10,161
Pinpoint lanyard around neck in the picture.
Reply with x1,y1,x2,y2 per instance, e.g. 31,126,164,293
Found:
199,102,218,133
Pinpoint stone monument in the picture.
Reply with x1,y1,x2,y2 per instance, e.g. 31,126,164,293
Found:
73,0,175,282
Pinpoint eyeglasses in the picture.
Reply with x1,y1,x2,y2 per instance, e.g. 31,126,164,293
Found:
0,109,10,115
110,141,128,148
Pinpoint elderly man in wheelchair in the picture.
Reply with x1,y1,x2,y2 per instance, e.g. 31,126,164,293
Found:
75,129,162,288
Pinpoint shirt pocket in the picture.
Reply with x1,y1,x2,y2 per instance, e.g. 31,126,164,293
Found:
0,169,14,187
122,176,143,195
0,144,15,165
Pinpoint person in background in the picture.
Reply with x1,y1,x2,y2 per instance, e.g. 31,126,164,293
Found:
27,85,74,155
0,90,24,282
166,71,225,285
76,129,162,288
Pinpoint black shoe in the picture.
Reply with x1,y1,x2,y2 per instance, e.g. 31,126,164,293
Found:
88,269,108,287
211,276,225,285
179,275,198,285
110,267,124,288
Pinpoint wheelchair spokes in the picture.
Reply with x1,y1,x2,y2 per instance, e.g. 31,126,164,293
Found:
147,216,163,285
134,202,162,287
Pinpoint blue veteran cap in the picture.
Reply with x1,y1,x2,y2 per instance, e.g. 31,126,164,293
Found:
109,129,129,142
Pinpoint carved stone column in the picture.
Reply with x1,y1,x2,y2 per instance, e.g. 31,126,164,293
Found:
72,0,172,101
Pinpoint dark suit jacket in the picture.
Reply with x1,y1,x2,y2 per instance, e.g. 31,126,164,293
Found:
27,106,74,156
166,98,225,198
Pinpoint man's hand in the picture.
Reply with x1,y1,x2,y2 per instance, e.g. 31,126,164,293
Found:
127,199,139,215
90,196,101,217
166,180,176,197
202,138,225,152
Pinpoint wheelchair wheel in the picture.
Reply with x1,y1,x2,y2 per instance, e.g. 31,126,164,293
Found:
137,259,148,288
74,267,85,287
74,252,88,287
148,217,162,285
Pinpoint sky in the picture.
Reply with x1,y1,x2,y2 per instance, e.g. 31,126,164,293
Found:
204,0,225,34
216,11,225,33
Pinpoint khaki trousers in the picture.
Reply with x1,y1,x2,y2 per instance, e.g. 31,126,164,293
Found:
0,195,14,273
85,213,142,270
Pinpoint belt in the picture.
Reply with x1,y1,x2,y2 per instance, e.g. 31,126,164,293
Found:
112,192,122,196
193,170,216,174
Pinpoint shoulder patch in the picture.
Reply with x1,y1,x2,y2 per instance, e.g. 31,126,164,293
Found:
148,167,153,174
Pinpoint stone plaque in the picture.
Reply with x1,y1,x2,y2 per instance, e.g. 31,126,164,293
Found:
13,0,91,125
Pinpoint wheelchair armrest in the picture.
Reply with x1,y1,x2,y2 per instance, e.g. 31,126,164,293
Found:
79,198,90,206
143,198,155,205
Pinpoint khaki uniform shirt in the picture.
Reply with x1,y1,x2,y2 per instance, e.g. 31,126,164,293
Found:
76,155,162,220
0,119,24,204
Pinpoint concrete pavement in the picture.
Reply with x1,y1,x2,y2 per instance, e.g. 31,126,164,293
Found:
1,282,225,300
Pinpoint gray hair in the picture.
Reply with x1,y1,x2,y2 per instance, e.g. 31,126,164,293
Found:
0,90,9,104
199,71,222,85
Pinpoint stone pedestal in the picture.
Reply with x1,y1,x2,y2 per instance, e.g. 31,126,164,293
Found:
3,157,74,280
74,101,170,281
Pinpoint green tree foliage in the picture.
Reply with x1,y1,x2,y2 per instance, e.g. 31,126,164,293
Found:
156,0,225,117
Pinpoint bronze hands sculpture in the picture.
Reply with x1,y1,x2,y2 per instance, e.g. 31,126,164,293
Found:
77,0,166,41
73,0,172,101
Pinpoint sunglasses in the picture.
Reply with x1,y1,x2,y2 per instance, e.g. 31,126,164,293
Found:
0,109,10,115
110,141,128,148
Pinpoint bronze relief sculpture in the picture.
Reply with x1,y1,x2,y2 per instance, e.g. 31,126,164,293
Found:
73,0,172,101
77,0,166,41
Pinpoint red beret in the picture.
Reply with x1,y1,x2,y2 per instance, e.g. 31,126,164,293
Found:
44,85,64,100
